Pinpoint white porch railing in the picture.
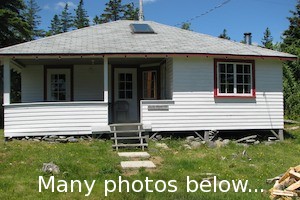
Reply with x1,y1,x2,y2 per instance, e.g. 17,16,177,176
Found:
4,101,108,137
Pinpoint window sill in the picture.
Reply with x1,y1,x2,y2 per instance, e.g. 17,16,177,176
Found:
214,95,256,99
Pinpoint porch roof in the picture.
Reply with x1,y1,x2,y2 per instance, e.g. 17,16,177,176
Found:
0,20,296,60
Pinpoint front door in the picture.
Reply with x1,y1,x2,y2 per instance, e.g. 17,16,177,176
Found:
113,68,138,123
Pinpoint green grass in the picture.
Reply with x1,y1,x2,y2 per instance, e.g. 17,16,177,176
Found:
0,126,300,200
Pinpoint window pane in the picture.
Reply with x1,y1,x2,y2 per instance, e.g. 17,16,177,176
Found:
219,64,225,73
227,84,234,93
244,85,251,93
237,85,243,93
244,65,251,73
220,74,226,83
126,74,132,82
119,73,125,81
119,82,125,90
237,65,243,73
227,64,234,73
237,75,243,83
220,84,226,93
227,74,234,83
244,75,251,84
126,82,132,90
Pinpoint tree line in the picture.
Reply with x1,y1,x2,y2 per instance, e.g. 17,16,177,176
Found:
0,0,299,119
0,0,139,47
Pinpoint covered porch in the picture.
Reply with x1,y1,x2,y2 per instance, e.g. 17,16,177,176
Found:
2,55,172,137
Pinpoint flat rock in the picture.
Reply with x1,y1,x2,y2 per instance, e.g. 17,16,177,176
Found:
118,152,150,158
155,143,169,149
121,161,156,169
186,136,195,142
68,138,78,143
190,141,201,149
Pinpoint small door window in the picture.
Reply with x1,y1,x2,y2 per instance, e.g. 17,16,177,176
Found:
118,73,133,99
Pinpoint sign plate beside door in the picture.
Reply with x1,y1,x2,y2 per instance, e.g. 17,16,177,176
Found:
148,105,169,111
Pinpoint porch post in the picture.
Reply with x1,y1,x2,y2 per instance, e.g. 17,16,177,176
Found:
3,58,11,105
104,56,108,103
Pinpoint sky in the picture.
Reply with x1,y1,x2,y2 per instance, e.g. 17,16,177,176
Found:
37,0,297,45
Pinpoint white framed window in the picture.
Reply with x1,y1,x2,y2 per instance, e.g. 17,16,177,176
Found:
214,60,255,98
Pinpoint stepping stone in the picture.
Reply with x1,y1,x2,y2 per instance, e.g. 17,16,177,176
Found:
118,152,150,158
121,161,156,169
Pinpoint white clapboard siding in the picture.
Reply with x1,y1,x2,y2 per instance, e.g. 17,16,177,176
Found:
4,102,108,137
141,57,284,131
21,65,44,102
74,65,104,101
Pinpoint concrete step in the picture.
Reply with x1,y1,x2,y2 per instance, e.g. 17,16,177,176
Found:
112,143,148,147
121,161,156,169
118,152,150,158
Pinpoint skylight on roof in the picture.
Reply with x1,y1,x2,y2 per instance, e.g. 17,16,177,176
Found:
130,23,155,34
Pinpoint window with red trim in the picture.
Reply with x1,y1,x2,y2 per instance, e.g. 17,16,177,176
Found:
214,59,256,98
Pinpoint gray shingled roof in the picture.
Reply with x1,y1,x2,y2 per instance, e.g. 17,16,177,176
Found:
0,20,296,59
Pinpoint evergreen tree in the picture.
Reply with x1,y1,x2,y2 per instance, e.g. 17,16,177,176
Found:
74,0,89,29
60,3,73,32
261,27,273,49
93,16,101,25
282,0,300,47
24,0,44,40
0,0,31,47
123,2,139,20
94,0,139,24
281,0,300,119
181,22,191,30
47,14,62,36
218,29,230,40
100,0,125,23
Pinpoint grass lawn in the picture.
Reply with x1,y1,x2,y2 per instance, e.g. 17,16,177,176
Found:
0,126,299,200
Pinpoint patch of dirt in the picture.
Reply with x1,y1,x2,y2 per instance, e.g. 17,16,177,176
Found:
122,169,139,176
150,156,163,166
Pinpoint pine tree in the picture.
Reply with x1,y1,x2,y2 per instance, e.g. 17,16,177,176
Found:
261,27,273,49
123,2,139,20
100,0,125,23
24,0,44,40
0,0,31,47
282,0,300,47
74,0,89,29
281,0,300,119
47,14,62,36
60,3,73,32
218,29,230,40
94,0,139,24
93,16,101,25
181,22,191,30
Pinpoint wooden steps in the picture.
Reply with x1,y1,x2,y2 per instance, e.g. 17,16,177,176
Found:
110,123,148,151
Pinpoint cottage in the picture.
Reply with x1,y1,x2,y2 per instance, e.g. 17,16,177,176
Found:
0,20,296,139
